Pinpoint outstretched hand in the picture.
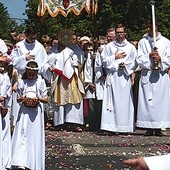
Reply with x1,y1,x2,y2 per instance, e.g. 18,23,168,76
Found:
149,50,161,61
123,158,149,170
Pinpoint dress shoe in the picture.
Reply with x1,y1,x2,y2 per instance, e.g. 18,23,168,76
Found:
155,129,162,137
74,126,83,132
144,130,153,136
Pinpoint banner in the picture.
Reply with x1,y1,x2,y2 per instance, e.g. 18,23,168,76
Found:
37,0,98,17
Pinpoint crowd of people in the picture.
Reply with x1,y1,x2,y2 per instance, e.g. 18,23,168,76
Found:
0,19,170,169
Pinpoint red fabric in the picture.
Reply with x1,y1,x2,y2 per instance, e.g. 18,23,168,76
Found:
54,68,63,76
83,99,89,118
54,68,71,81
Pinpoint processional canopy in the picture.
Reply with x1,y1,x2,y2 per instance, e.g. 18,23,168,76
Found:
37,0,98,17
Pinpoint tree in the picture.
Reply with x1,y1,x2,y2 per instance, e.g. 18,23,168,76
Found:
24,0,170,41
0,2,18,39
157,0,170,38
24,0,95,39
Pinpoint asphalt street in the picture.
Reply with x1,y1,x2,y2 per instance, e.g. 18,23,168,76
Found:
45,128,170,170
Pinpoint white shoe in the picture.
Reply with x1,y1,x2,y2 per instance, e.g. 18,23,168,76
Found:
161,128,166,131
161,128,167,136
17,166,25,170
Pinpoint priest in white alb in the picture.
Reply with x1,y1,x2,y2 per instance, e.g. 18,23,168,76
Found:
136,20,170,136
100,24,137,133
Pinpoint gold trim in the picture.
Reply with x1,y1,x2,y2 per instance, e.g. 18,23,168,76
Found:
37,0,98,17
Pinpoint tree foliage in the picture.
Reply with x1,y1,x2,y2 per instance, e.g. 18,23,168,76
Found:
0,2,18,39
1,0,170,40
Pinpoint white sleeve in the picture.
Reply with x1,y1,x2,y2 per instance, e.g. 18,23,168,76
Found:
84,53,93,83
144,154,170,170
0,39,8,54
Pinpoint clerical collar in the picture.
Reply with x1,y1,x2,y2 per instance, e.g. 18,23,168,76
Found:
25,39,31,44
146,32,161,42
113,38,128,47
25,39,36,45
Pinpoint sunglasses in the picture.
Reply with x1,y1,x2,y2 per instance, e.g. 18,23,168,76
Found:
87,48,93,52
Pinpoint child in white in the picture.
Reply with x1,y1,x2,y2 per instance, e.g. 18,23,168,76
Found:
11,61,48,170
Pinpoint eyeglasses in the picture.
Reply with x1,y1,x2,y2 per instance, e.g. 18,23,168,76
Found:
87,48,93,52
107,36,115,38
116,32,124,34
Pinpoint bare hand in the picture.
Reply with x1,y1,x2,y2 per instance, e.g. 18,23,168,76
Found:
0,96,4,102
0,102,5,109
149,50,161,61
98,47,103,53
17,96,25,103
115,50,126,59
93,53,97,59
130,73,135,86
1,107,8,118
25,52,35,61
12,82,18,92
123,158,149,170
48,66,54,72
119,62,125,69
89,83,95,92
168,69,170,77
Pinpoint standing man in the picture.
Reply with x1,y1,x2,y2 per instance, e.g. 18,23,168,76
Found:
10,27,49,76
100,23,137,133
106,28,116,43
136,20,170,136
46,33,85,132
9,30,18,45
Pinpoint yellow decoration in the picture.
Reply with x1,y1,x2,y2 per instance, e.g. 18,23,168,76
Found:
37,0,98,17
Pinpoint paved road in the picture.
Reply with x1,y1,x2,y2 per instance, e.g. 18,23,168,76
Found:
45,128,170,170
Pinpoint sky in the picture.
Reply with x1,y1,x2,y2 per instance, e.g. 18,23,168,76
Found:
0,0,27,19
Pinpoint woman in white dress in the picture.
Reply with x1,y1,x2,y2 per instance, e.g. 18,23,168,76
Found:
11,61,48,170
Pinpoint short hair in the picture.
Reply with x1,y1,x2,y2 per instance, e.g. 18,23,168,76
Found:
145,18,158,28
24,27,36,35
4,39,13,49
98,36,105,40
107,28,115,33
115,23,126,32
41,35,51,44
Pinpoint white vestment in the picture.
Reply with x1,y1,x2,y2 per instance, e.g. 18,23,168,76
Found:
136,33,170,128
95,51,105,100
84,52,96,99
46,45,85,126
0,39,8,54
0,73,11,170
10,39,49,77
100,39,137,132
11,76,47,170
84,51,104,100
144,154,170,170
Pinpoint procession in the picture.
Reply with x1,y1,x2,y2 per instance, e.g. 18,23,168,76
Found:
0,0,170,170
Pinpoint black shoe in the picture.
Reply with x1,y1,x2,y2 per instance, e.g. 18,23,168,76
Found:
155,130,162,137
144,130,153,136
